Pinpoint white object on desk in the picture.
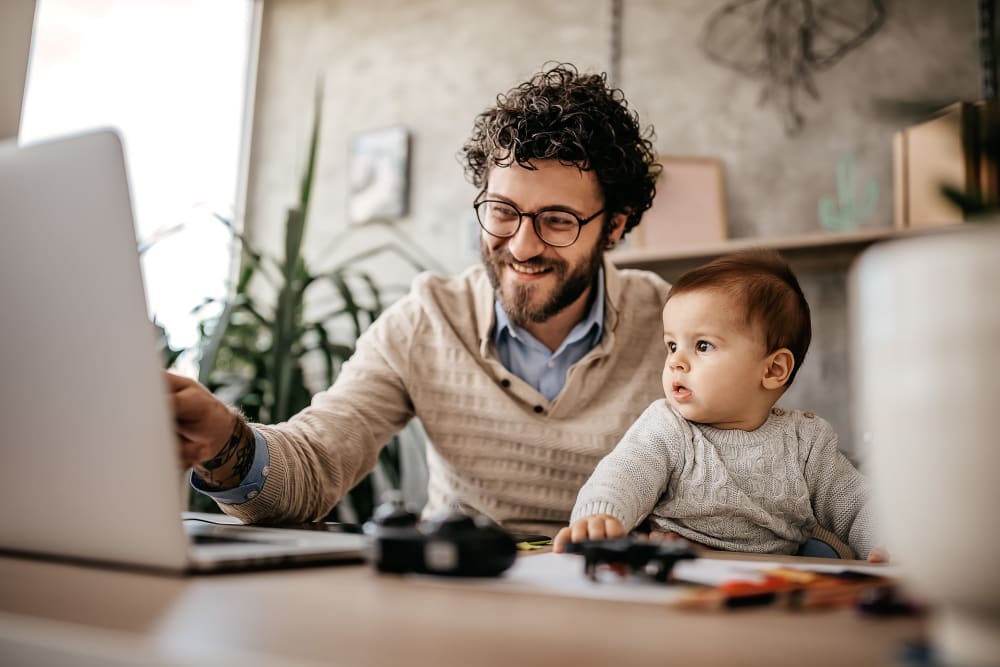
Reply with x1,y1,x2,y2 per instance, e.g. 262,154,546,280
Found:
852,222,1000,667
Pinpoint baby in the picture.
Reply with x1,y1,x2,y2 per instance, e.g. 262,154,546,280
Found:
554,250,884,561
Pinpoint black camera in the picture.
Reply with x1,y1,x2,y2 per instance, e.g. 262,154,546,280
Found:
364,495,517,577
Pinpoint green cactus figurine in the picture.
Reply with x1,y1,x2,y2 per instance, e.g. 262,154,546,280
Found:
818,155,878,232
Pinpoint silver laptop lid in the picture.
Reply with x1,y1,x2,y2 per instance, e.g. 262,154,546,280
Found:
0,129,189,570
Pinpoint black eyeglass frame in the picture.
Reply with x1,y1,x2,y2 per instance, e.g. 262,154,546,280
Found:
472,197,606,248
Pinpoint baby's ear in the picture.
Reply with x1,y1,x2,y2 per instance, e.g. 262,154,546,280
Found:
762,349,794,390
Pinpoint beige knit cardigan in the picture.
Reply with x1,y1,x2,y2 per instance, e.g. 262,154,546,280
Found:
218,258,670,537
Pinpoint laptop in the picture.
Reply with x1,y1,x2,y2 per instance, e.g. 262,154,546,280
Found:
0,129,366,573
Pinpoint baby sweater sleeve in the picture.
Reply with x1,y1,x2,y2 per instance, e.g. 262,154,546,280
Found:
570,401,681,531
802,417,876,559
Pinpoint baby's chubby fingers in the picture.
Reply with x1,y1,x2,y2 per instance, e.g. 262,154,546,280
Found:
552,527,572,553
552,514,626,553
571,514,624,542
867,546,890,563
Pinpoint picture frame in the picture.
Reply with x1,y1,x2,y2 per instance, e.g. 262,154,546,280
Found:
632,156,728,250
348,126,410,224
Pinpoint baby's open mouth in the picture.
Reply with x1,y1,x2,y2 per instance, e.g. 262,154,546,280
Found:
671,382,692,400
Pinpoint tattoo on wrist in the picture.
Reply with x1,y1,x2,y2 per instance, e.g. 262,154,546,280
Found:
195,415,255,490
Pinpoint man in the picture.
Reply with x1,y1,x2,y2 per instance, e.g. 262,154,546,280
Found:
169,63,669,537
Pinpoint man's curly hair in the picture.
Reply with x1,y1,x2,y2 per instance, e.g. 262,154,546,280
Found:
460,63,660,237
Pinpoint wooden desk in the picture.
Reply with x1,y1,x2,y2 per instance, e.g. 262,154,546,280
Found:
0,552,924,666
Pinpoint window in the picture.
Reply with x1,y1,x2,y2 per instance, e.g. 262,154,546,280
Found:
21,0,255,357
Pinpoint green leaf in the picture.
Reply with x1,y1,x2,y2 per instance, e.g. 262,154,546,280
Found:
941,185,993,217
198,298,237,385
354,272,385,316
326,272,363,338
299,83,322,216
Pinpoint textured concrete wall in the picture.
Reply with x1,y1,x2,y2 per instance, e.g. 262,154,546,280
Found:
245,0,979,459
625,0,978,239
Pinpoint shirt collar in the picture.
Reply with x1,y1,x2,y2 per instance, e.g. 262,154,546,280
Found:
493,266,606,349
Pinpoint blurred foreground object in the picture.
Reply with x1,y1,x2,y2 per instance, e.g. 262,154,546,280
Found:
851,223,1000,666
364,494,516,577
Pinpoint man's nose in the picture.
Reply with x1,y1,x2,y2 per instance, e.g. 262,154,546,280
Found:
506,215,546,261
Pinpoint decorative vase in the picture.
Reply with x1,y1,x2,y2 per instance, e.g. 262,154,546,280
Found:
851,223,1000,666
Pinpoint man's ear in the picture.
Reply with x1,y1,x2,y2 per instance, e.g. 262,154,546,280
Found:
762,348,795,390
606,211,629,243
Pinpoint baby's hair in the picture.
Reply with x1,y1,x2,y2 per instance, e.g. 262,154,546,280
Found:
666,249,811,387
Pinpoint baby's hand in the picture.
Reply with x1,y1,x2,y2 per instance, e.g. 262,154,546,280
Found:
867,546,890,563
552,514,626,553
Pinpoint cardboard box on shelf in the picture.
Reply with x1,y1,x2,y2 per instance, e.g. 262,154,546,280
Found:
631,155,728,251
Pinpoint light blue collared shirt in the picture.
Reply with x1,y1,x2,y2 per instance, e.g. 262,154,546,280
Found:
493,268,605,401
193,268,607,505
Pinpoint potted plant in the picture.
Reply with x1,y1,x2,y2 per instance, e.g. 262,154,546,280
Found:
191,89,434,522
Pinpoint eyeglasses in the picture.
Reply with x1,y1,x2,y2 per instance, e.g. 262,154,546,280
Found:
473,197,605,248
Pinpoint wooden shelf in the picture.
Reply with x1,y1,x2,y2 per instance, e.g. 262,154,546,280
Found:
611,225,957,279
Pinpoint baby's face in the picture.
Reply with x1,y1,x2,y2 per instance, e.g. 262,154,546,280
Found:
661,290,771,430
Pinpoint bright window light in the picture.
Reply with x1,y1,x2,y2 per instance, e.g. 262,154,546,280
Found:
20,0,254,355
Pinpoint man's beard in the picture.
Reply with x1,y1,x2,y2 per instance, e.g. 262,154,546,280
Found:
481,237,605,329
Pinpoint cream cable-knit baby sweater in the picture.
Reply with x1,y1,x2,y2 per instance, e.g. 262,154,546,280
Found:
572,400,876,558
216,259,670,537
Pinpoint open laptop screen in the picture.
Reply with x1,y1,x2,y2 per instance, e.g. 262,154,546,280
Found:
0,130,192,570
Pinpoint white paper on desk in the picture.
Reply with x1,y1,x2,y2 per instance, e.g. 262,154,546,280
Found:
418,552,696,604
407,553,898,605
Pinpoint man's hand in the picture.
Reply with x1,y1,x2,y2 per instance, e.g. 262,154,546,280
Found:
166,372,253,491
552,514,626,553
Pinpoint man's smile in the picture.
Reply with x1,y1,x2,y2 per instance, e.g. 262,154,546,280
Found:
507,261,553,278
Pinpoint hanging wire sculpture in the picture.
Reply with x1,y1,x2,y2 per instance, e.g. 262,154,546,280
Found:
979,0,996,100
700,0,886,136
609,0,623,87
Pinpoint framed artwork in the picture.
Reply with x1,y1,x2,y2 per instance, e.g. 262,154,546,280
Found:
348,126,410,224
633,156,728,250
